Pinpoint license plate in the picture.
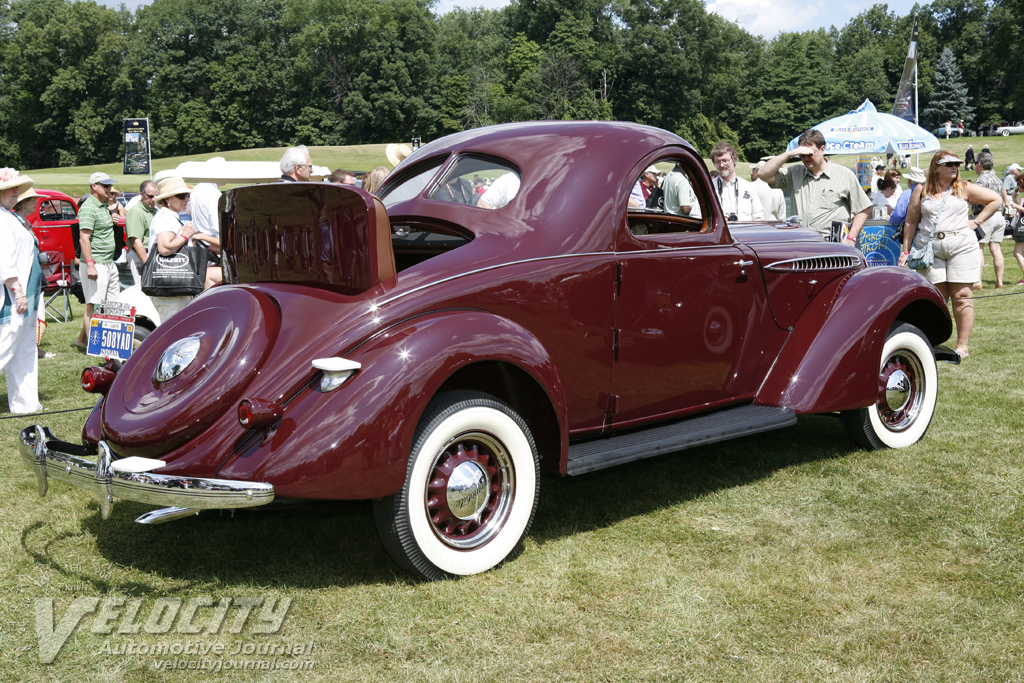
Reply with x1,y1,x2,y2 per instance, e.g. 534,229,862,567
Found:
87,317,135,361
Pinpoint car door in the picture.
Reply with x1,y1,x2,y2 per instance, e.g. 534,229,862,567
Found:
31,197,79,264
609,154,780,428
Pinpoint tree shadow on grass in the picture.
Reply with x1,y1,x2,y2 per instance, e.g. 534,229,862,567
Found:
23,415,860,589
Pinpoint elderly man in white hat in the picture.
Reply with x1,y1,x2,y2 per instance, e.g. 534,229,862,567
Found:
1004,163,1021,197
0,168,44,412
74,171,121,351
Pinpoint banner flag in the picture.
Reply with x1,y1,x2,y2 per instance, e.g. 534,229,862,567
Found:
123,119,152,175
891,16,919,122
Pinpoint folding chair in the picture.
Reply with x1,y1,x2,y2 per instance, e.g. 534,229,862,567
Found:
42,251,73,323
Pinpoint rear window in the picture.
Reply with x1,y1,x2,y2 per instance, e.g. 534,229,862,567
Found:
428,156,520,209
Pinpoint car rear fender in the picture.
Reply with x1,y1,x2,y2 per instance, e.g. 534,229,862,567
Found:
755,267,951,414
216,309,566,499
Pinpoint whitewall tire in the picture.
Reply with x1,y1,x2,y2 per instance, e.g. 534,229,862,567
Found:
374,391,540,580
842,323,938,450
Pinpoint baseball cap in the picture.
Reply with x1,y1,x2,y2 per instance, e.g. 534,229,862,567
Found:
88,172,115,185
1006,163,1022,174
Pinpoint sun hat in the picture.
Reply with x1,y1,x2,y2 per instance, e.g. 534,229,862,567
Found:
904,167,926,185
385,143,413,168
645,165,659,175
88,172,116,186
935,154,962,165
15,187,42,208
154,176,193,204
0,168,34,194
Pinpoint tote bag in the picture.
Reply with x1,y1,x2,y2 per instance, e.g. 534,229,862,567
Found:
140,244,207,296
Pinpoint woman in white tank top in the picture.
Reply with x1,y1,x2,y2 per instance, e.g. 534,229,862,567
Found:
898,151,1001,359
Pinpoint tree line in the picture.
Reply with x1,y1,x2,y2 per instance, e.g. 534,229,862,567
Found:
1,0,1021,171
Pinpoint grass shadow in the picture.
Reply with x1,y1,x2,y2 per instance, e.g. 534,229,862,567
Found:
32,414,860,588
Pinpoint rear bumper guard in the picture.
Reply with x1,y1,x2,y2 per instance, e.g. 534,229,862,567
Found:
19,425,275,520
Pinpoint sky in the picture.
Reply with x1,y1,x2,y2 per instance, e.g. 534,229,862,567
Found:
101,0,925,40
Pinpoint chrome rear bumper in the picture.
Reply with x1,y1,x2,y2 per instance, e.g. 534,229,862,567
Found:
20,425,275,520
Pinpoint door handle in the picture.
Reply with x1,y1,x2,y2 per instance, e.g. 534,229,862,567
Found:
734,259,754,281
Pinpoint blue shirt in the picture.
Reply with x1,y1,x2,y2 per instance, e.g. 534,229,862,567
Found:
890,183,918,228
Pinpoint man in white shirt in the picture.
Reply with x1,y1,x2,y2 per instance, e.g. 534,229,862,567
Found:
187,182,223,287
750,162,786,220
477,172,520,210
710,142,763,221
663,165,701,218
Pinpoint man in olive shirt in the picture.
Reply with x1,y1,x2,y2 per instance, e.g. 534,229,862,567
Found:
125,180,157,285
74,172,121,350
758,129,872,244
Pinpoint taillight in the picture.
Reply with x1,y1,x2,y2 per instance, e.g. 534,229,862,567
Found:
238,399,282,430
81,366,117,395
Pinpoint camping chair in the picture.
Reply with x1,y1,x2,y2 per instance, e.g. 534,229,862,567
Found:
41,251,73,323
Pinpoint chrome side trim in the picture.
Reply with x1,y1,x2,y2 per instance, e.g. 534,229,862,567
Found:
19,426,275,518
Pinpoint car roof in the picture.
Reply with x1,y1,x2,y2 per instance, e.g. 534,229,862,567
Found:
381,121,696,252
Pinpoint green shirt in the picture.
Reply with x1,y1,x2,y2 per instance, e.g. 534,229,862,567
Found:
775,160,872,237
125,201,155,253
78,194,117,263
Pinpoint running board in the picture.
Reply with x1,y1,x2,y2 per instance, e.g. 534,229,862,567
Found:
566,405,797,476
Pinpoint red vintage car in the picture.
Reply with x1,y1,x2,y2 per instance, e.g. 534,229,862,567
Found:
24,189,79,268
21,121,955,580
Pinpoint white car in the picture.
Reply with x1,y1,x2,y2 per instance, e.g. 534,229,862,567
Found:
995,122,1024,136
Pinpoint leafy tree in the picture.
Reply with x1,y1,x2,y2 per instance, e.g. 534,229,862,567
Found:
286,0,440,144
921,47,973,127
735,29,840,160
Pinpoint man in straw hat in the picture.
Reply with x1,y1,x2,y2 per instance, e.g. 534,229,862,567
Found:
386,143,413,168
74,172,121,351
0,168,44,411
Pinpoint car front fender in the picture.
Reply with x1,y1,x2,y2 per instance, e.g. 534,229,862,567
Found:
755,267,951,414
216,309,566,500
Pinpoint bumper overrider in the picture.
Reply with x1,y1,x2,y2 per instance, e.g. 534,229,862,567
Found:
19,426,275,524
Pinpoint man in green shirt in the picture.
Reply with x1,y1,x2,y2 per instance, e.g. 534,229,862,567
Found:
74,172,121,350
758,129,872,244
125,180,157,285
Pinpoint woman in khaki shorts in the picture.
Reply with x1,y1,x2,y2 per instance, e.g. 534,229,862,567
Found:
898,150,1002,359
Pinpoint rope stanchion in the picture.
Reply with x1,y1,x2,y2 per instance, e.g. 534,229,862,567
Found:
0,406,94,421
972,288,1024,299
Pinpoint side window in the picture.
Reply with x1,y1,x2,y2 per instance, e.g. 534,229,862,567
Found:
39,200,60,221
626,159,708,236
61,201,77,219
379,154,447,208
428,156,520,210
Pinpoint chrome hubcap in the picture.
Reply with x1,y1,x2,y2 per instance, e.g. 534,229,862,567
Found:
426,432,515,550
447,461,488,520
155,336,202,382
885,369,911,412
877,350,924,432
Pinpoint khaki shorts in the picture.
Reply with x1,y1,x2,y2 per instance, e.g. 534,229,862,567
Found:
977,213,1005,243
79,262,120,306
925,230,980,284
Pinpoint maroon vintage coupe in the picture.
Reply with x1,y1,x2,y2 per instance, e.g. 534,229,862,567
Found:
22,121,955,580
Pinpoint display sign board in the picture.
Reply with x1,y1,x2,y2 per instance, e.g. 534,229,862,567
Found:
87,301,136,361
123,118,152,175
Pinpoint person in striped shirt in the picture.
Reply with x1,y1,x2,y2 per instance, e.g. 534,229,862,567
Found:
73,172,121,351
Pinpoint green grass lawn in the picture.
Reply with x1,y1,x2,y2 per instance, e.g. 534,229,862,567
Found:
1,239,1023,681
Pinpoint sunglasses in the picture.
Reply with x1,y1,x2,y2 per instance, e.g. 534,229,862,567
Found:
143,193,156,199
174,193,190,200
938,162,961,167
